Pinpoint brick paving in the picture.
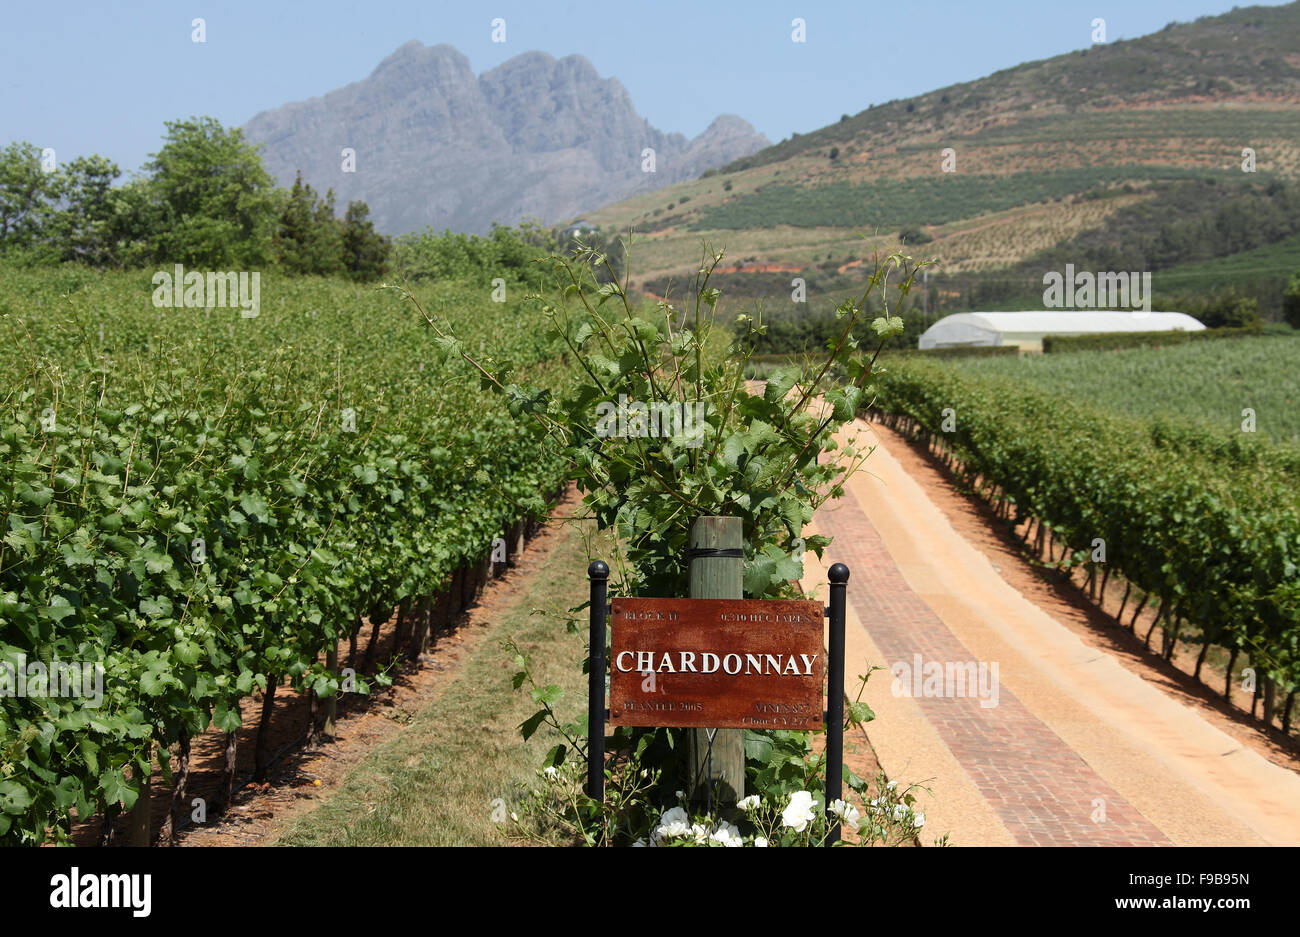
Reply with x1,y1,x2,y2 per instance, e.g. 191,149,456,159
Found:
816,495,1171,846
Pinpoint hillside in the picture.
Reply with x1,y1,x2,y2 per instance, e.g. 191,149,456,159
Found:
242,42,768,235
578,2,1300,321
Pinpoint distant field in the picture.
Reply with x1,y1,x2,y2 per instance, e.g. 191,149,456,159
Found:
1154,233,1300,292
954,336,1300,444
688,166,1246,231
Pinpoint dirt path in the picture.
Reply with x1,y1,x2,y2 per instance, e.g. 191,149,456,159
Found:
800,416,1300,846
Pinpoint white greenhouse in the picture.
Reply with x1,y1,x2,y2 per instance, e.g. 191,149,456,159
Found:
917,311,1206,352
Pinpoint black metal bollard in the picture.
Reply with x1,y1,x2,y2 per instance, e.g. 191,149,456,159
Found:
587,560,608,803
826,562,850,845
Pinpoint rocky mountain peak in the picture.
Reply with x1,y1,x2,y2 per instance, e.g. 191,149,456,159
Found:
243,41,768,234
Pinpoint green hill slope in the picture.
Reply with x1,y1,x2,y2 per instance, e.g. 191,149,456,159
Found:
577,2,1300,324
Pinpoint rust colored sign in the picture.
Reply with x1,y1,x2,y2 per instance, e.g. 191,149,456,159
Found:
609,598,825,730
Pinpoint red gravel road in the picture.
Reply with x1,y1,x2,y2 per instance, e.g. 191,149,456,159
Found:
800,417,1300,846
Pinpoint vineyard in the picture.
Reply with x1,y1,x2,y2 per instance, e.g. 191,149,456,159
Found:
952,336,1300,443
689,167,1246,232
868,354,1300,735
0,263,572,845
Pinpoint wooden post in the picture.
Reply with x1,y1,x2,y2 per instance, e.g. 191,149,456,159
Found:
460,561,476,608
409,596,432,660
686,516,745,804
128,750,151,846
161,729,191,845
253,677,277,781
510,520,525,566
323,647,338,737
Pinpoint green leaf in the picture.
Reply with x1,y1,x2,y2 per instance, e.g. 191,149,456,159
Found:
140,669,170,696
743,731,774,764
543,743,568,768
847,701,875,726
143,550,174,574
213,701,242,732
519,710,548,742
99,767,132,808
871,315,905,338
42,596,77,622
174,640,202,667
139,596,173,618
529,684,563,707
0,780,33,815
80,739,100,776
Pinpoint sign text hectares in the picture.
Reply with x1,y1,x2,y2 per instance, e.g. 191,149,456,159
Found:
609,598,825,730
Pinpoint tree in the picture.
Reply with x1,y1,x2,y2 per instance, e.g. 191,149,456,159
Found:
829,147,839,161
312,188,345,274
0,142,61,257
340,201,391,281
1284,271,1300,330
48,155,124,266
273,172,347,276
142,117,279,267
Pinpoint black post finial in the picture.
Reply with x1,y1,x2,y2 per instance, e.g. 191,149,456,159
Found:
588,560,609,580
829,562,850,584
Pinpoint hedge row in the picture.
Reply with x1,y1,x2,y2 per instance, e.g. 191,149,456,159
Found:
1041,326,1262,354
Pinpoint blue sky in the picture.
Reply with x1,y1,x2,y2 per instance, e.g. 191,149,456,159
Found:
1,0,1289,175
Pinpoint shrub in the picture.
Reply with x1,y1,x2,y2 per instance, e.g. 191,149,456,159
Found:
1041,326,1261,354
1201,290,1262,329
1283,271,1300,329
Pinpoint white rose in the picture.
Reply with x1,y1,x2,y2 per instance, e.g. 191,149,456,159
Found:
659,806,688,826
781,791,816,833
828,799,861,832
651,806,693,844
711,821,743,847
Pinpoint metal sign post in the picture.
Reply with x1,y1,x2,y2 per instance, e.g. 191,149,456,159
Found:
825,562,850,846
587,560,608,803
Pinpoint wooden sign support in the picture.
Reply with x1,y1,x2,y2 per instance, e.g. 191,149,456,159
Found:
585,555,851,847
686,516,745,804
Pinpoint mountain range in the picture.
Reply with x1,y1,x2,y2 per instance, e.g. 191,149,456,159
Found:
242,41,769,235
